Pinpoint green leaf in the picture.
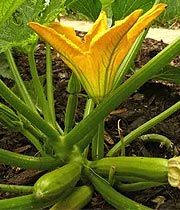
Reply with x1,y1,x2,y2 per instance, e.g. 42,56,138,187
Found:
41,0,64,23
0,0,26,27
64,0,102,21
112,0,155,20
0,0,67,53
100,0,114,9
153,65,180,85
0,0,45,53
0,54,14,79
156,0,180,24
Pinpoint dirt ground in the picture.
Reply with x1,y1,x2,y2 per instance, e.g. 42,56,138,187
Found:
1,37,180,209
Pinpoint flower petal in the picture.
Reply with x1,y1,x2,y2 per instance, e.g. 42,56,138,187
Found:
89,9,143,97
28,22,96,99
126,4,167,42
28,22,84,81
83,11,108,50
49,22,82,46
89,4,166,97
111,3,167,83
28,22,83,56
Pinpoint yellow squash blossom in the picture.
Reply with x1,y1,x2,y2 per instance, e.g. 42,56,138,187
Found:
28,4,166,103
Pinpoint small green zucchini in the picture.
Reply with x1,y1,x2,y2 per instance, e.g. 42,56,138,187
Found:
50,185,93,210
89,156,168,183
34,162,82,201
0,194,53,210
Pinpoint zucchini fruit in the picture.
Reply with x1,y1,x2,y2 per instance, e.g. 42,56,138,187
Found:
50,185,93,210
34,162,82,201
89,156,168,183
0,194,54,210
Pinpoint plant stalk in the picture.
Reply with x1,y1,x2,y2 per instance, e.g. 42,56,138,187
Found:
0,79,63,149
0,148,62,170
92,120,104,160
107,100,180,156
0,184,33,194
116,181,165,192
63,36,180,147
46,43,57,128
28,46,52,123
5,49,37,113
85,167,152,210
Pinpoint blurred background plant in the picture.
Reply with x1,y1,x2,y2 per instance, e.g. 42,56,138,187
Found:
62,0,180,28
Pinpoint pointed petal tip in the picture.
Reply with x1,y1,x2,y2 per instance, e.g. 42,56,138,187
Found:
28,22,41,31
27,22,36,27
149,3,167,14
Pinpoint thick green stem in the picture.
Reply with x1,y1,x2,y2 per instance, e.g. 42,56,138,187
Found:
0,103,45,155
116,181,165,192
83,98,95,119
64,94,78,134
64,73,81,134
139,134,174,152
28,46,52,123
85,167,151,210
92,120,104,160
77,129,97,153
0,148,62,170
78,98,95,155
20,129,45,156
63,36,180,146
46,43,57,127
107,101,180,156
0,79,63,148
5,49,37,113
0,184,33,194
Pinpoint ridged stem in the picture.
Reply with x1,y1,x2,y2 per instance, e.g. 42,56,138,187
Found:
0,79,63,152
5,49,37,113
46,43,58,128
107,101,180,156
0,184,33,194
85,167,152,210
0,148,62,170
28,46,52,123
92,120,104,160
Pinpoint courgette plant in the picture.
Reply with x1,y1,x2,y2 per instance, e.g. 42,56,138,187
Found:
1,0,180,209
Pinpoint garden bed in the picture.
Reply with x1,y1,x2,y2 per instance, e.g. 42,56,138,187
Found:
0,37,180,209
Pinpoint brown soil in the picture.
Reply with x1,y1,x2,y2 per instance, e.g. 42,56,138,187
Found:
1,37,180,209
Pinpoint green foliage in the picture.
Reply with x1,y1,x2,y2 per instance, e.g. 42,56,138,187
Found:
153,65,180,84
41,0,63,23
112,0,155,20
0,0,64,53
0,0,44,53
0,54,13,79
0,1,180,209
156,0,180,24
64,0,158,22
0,0,26,27
100,0,115,8
64,0,101,21
63,0,179,26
